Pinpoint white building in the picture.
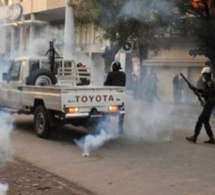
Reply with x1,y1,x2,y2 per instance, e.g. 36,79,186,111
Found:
0,0,109,84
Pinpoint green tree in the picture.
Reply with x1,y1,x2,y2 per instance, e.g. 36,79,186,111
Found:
73,0,176,74
69,0,95,24
72,0,215,78
98,0,177,71
176,0,215,77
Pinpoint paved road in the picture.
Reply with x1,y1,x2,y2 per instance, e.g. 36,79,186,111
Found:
11,98,215,195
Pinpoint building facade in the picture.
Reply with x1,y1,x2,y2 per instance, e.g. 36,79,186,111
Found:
142,38,208,104
0,0,208,103
0,0,106,58
0,0,109,85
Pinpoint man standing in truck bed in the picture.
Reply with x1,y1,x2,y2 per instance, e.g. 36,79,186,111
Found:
104,61,126,86
104,61,126,134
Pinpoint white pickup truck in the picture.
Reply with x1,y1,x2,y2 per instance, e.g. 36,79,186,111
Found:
0,56,125,138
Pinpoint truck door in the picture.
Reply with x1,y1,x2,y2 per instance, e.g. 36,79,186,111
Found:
1,60,23,109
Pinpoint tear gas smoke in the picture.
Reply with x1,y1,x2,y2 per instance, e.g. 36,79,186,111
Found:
63,4,74,59
124,86,198,143
0,64,14,195
120,0,175,23
0,183,8,195
28,25,64,57
0,112,14,195
0,112,14,168
75,129,118,157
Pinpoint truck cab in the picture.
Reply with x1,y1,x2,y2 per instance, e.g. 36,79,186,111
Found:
2,56,91,86
0,56,91,109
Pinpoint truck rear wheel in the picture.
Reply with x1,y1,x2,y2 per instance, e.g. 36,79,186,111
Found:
34,105,51,138
26,69,57,86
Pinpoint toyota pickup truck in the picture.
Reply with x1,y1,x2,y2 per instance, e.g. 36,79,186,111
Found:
0,56,125,138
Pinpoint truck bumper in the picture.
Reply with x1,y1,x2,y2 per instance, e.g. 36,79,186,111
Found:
65,110,125,119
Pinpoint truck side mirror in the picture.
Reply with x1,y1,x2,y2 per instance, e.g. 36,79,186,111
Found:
2,72,8,81
2,72,11,82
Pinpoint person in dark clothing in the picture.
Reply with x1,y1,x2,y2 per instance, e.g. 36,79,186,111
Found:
173,74,181,104
104,61,126,134
196,76,204,89
186,66,215,144
45,41,60,73
151,72,160,102
104,61,126,86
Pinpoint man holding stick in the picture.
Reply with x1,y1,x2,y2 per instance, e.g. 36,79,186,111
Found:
181,65,215,144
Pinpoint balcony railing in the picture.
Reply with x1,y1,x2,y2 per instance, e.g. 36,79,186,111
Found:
0,0,66,19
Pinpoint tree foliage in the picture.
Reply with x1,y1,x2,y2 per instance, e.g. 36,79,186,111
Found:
176,0,215,76
73,0,176,46
73,0,215,76
69,0,95,24
92,0,176,48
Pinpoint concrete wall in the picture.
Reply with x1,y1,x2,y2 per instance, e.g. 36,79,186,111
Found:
47,0,64,10
148,39,207,61
148,66,199,104
0,0,65,19
143,39,208,104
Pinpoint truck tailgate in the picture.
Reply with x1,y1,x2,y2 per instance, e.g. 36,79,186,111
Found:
62,86,125,107
20,85,125,114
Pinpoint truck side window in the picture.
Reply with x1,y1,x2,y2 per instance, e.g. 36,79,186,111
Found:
29,61,39,73
41,61,51,70
8,61,21,81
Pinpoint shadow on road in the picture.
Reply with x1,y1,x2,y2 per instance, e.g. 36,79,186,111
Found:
12,114,87,145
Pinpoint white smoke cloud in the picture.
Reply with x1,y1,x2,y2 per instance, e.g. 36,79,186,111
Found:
0,183,8,195
0,111,14,168
0,112,14,195
75,127,119,157
28,25,64,57
120,0,175,23
75,96,177,157
124,100,175,142
63,5,75,60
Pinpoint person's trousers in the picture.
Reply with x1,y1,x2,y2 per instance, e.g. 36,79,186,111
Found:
194,107,214,139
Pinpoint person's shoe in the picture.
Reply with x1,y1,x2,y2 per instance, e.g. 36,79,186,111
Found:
186,136,197,143
203,139,215,144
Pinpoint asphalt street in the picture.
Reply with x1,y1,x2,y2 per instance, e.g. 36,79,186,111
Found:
10,96,215,195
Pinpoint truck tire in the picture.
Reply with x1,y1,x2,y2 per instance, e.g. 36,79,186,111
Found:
34,105,51,138
26,69,57,86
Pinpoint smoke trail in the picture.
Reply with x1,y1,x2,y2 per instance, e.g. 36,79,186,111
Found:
75,129,118,157
63,4,75,59
0,63,14,195
0,111,14,168
0,183,8,195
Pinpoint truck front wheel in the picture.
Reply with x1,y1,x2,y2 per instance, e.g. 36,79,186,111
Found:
34,105,51,138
